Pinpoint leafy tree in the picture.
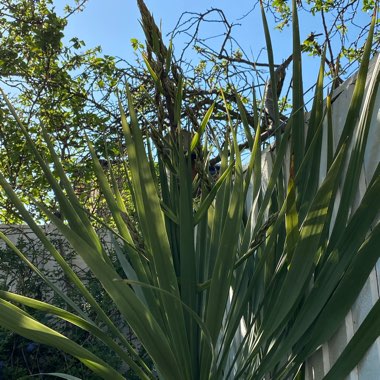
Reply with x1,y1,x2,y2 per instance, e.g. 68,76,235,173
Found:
0,0,125,221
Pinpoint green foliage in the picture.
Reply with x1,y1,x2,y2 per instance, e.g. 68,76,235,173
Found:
0,233,125,378
0,0,129,222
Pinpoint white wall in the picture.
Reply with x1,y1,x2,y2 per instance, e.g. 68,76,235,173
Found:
304,53,380,380
245,53,380,380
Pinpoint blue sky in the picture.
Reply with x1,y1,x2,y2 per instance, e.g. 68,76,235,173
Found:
55,0,374,107
58,0,268,60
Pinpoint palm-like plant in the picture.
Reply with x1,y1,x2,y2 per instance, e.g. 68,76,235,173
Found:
0,1,379,379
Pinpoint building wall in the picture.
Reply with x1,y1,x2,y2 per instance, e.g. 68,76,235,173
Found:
304,54,380,380
0,224,111,294
248,54,380,380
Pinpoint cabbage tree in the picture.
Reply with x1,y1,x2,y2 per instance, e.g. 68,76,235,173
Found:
0,1,379,379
